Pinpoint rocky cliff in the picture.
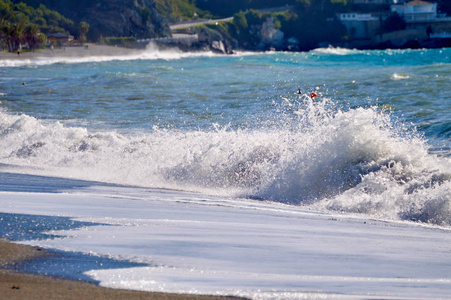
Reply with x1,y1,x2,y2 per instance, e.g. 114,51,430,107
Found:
85,0,171,41
23,0,171,41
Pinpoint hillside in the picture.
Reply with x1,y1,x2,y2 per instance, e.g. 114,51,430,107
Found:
20,0,171,41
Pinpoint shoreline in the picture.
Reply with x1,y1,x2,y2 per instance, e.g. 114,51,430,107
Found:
0,239,243,300
2,43,450,64
0,44,144,61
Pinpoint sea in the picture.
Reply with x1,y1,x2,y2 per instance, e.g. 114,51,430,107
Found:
0,46,450,299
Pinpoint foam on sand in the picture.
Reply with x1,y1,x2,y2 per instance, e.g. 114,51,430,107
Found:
0,177,449,299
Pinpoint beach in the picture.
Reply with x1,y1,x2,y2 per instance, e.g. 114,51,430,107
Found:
0,46,450,299
0,239,241,300
0,44,143,61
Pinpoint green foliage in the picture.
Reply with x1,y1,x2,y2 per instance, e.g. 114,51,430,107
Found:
156,0,210,22
331,0,347,5
78,21,89,43
228,9,294,49
140,8,152,24
195,0,309,18
224,2,347,51
233,12,248,30
382,13,406,33
0,0,77,51
0,0,75,35
279,8,346,50
104,36,137,47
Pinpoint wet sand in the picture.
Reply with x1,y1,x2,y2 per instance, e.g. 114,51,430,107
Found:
0,239,243,300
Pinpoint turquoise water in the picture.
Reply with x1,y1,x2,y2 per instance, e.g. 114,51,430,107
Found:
2,48,450,143
0,47,450,225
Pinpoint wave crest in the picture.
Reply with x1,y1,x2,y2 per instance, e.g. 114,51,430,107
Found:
0,96,450,226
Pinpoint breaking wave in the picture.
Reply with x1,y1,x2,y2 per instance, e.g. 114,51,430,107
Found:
0,43,223,68
0,95,450,226
311,46,361,56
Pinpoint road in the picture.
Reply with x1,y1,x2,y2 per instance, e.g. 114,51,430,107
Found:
169,17,233,31
169,5,294,31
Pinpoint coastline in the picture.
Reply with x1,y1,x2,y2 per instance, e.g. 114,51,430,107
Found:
0,239,243,300
0,44,143,61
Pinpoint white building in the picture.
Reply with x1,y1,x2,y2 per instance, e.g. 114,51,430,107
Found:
339,13,380,39
352,0,391,4
339,13,379,21
391,0,437,22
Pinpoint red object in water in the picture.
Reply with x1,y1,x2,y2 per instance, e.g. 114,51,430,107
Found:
310,92,317,98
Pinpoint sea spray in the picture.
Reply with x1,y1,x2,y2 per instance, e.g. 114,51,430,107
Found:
0,94,450,225
0,44,221,68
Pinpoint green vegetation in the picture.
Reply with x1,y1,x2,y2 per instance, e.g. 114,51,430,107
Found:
1,0,75,34
4,0,438,52
104,37,137,48
0,0,80,51
194,0,309,18
381,13,406,34
155,0,211,22
78,21,89,43
198,0,347,51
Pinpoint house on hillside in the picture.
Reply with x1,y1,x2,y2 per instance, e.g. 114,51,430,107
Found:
391,0,451,32
339,12,381,39
391,0,437,22
352,0,391,4
47,33,74,47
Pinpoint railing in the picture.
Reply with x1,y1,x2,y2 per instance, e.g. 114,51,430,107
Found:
136,34,199,44
430,32,451,38
169,18,233,30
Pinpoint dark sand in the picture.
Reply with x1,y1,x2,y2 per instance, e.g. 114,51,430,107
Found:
0,239,243,300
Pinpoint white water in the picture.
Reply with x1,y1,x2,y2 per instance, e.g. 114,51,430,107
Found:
1,96,450,226
0,181,450,299
0,43,225,68
1,48,451,299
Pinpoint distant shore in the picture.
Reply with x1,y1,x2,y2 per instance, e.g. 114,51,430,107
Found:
0,44,144,61
0,239,242,300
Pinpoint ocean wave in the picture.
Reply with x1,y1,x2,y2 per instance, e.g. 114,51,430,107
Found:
0,44,222,68
391,73,410,80
0,96,450,226
310,46,362,56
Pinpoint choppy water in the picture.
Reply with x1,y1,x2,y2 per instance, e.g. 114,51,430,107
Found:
0,46,450,226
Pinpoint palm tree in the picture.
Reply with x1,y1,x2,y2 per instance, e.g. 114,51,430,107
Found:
7,14,27,52
1,21,14,52
78,21,89,44
24,23,41,51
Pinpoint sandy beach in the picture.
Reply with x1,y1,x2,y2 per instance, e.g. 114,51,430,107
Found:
0,44,144,61
0,239,242,300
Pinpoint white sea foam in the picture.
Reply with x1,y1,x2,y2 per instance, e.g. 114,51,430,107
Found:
0,44,222,68
0,96,450,226
391,73,410,80
311,46,361,56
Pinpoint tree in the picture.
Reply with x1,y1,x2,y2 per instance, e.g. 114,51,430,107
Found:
78,21,89,43
382,13,406,33
1,21,14,51
24,23,41,51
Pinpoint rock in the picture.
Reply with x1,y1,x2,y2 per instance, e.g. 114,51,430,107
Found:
85,0,171,40
211,40,226,54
